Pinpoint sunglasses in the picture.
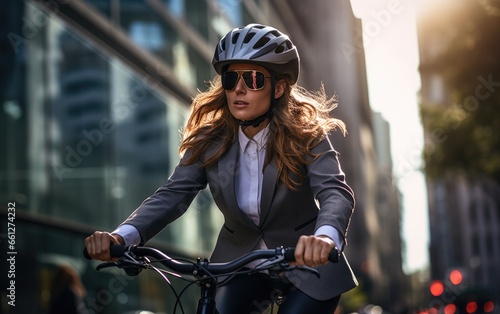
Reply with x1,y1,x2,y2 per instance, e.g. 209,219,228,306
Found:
221,70,271,91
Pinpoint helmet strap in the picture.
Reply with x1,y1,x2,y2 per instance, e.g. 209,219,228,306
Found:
240,75,277,129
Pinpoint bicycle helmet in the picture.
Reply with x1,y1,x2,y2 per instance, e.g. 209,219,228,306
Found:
212,24,300,84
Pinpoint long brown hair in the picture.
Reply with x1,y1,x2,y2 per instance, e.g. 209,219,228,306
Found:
180,74,346,190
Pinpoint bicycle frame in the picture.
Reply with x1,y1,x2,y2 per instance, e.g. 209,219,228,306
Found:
194,259,218,314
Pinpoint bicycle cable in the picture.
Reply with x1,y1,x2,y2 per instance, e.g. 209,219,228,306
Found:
146,256,284,313
148,263,187,314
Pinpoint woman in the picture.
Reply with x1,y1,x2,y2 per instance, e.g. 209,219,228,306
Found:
48,265,89,314
85,23,357,313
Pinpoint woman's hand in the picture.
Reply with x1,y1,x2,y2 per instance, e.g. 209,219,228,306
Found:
294,235,336,268
84,231,125,261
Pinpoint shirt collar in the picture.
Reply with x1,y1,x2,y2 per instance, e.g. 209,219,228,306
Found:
238,125,270,152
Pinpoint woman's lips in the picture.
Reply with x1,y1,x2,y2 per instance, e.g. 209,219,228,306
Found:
233,100,249,108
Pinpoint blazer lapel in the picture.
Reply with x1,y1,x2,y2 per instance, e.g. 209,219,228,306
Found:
259,159,278,226
218,142,239,211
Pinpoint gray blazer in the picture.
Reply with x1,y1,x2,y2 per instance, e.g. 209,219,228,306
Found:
122,134,358,300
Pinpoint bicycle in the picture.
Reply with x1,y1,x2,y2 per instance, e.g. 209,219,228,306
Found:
84,245,338,314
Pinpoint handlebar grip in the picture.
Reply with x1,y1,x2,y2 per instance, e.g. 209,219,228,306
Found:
284,247,339,263
110,245,128,257
329,248,339,263
83,245,129,260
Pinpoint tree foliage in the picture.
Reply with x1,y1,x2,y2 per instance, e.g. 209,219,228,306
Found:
420,1,500,182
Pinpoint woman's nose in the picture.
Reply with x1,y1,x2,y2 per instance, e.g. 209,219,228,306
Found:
234,77,246,93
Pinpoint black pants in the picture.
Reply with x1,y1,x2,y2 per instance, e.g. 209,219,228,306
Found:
215,272,341,314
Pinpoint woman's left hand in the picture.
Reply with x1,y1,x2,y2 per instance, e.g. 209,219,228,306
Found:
294,235,336,268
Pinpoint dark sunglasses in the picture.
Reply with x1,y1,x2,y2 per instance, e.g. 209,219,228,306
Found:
222,70,271,91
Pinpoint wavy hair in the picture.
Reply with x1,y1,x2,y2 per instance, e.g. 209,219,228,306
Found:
179,74,346,190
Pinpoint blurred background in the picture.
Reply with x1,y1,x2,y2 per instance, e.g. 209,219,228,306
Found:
1,0,499,313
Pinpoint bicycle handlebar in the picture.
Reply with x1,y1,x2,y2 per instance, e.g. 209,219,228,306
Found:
84,245,338,275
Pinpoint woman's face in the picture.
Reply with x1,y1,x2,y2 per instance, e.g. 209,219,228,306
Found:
224,63,283,133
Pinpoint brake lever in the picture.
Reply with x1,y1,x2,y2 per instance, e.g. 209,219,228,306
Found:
253,256,320,279
252,255,287,271
95,253,147,276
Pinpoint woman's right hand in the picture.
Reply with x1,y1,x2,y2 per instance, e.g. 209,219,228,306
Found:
84,231,125,261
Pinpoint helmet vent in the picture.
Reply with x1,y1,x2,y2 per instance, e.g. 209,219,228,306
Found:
275,40,293,53
231,33,240,44
254,36,270,49
273,30,283,38
243,32,255,43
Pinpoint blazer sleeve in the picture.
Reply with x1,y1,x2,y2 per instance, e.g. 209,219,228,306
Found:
120,151,208,244
306,134,355,246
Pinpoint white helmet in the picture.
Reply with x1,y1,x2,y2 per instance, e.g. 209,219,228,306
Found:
212,24,300,84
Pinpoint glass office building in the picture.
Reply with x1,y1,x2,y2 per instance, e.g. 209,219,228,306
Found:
1,1,263,312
